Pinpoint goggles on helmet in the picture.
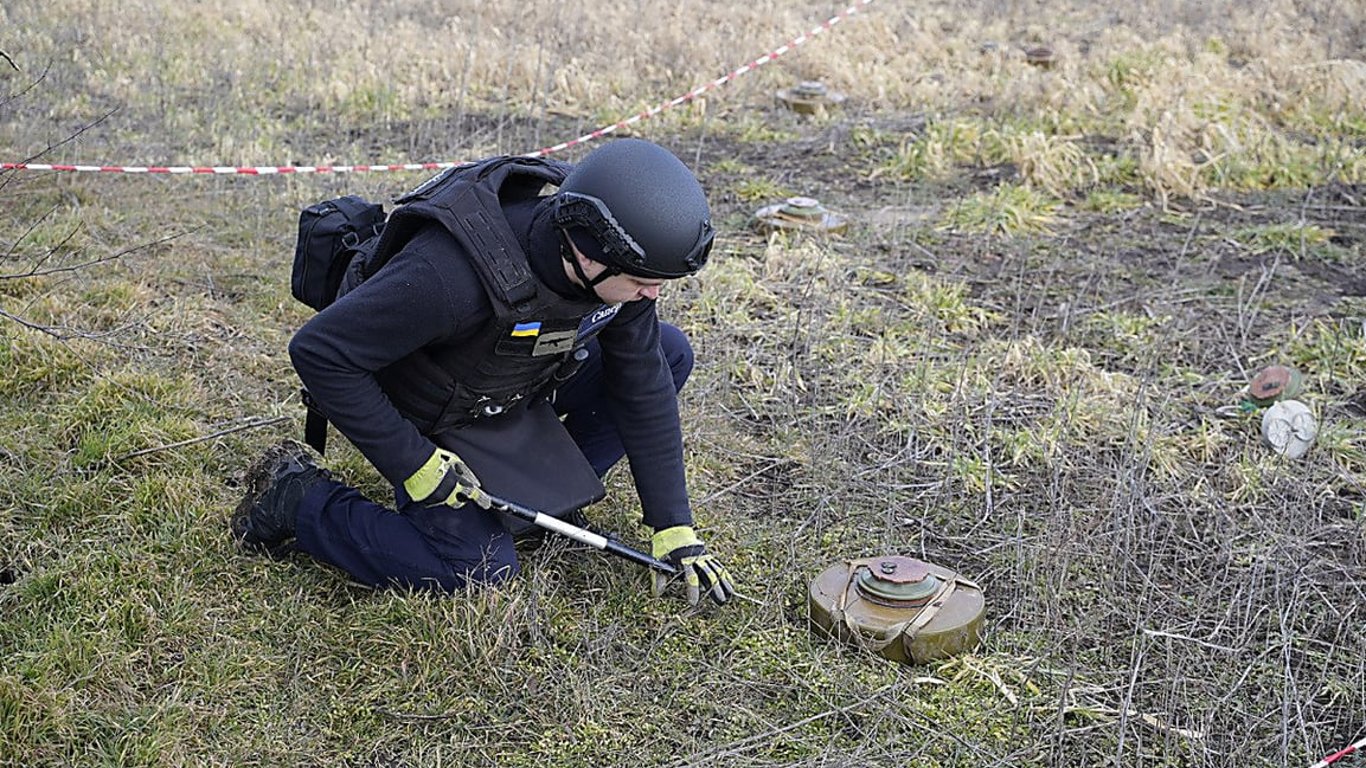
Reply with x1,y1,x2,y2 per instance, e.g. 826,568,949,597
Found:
553,191,714,278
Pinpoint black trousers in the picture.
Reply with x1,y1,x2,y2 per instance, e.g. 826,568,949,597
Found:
292,324,693,591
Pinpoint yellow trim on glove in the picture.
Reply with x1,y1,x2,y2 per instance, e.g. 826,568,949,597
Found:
403,449,451,502
652,525,702,560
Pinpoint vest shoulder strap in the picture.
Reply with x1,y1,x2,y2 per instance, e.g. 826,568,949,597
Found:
363,156,571,314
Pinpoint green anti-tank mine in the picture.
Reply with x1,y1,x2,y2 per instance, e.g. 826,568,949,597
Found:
808,556,985,665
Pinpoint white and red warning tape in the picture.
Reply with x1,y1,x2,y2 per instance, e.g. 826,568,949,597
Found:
1311,735,1366,768
1,0,873,175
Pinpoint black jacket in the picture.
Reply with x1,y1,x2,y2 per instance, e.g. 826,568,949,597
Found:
288,196,693,531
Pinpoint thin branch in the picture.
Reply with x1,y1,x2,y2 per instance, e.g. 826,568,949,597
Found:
1,228,191,281
2,105,119,172
3,203,61,262
112,417,291,463
0,226,194,338
4,210,77,274
0,50,17,72
0,84,113,196
668,683,903,768
695,457,796,506
0,304,156,343
0,305,70,338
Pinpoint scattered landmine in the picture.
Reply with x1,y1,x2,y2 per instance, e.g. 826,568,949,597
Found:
775,80,846,115
754,196,849,235
809,555,985,665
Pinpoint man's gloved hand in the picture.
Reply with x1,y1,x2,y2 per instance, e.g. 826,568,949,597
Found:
403,448,492,509
651,525,735,606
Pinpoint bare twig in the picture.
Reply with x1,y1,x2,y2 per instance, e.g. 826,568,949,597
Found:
3,106,119,171
112,416,291,463
669,683,903,767
0,306,70,339
695,457,796,506
3,206,77,271
0,93,114,197
1,228,189,281
375,709,459,722
1140,626,1242,653
0,228,193,339
0,50,17,71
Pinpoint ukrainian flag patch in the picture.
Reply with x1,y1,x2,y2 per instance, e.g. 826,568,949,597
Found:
511,321,542,338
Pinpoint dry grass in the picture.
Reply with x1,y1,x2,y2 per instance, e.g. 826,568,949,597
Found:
2,0,1365,766
3,0,1361,197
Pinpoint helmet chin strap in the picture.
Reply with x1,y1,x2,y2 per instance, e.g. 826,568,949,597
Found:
560,232,619,302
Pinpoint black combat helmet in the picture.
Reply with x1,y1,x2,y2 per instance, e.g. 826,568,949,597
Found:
553,139,715,282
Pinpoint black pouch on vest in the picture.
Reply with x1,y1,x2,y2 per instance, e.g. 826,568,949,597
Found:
435,400,605,534
291,195,387,311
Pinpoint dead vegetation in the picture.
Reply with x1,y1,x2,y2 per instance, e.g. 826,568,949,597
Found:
1,0,1364,765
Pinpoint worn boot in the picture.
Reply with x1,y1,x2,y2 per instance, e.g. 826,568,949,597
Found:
231,440,332,557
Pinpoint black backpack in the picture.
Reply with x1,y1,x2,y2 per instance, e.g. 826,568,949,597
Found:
289,195,387,311
288,195,386,453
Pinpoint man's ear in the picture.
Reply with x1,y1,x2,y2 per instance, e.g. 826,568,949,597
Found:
573,246,592,269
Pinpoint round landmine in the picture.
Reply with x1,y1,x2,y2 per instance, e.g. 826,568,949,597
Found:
809,555,985,665
1025,46,1057,69
754,196,849,235
1261,399,1317,459
1248,365,1304,407
775,80,847,115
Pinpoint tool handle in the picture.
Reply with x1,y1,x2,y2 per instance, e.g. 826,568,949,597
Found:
482,492,679,576
604,538,679,575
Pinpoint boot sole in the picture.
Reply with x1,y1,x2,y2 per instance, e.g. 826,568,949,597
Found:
230,440,311,557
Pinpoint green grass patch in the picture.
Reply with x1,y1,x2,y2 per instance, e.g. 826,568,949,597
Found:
728,114,801,145
938,184,1061,236
732,177,790,203
62,372,201,468
0,325,90,401
1230,222,1337,256
878,118,992,181
1279,318,1366,396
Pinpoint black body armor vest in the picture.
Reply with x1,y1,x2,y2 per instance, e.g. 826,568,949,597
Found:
355,156,608,435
